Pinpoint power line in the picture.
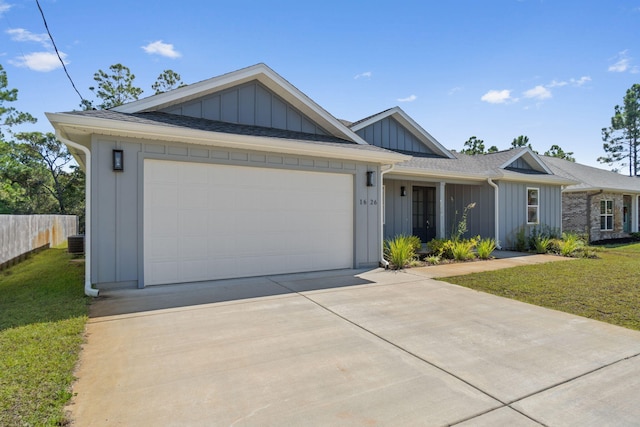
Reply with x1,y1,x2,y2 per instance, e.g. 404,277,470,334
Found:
35,0,87,105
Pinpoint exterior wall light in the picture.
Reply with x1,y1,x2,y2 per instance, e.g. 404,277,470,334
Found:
366,171,375,187
401,186,407,197
113,149,124,171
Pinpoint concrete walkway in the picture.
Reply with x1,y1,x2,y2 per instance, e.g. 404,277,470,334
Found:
68,254,640,426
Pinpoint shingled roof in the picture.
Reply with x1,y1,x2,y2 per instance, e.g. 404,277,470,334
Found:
542,156,640,193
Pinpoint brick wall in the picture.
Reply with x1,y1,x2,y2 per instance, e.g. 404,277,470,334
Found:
562,192,630,242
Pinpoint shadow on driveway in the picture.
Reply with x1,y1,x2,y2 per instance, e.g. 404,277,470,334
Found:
90,269,376,318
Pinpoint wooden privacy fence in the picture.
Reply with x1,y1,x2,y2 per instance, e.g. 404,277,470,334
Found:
0,215,78,269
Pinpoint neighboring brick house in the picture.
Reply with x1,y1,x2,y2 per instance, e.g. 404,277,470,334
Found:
543,156,640,242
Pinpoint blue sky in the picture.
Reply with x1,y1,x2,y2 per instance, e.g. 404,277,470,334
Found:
1,0,639,169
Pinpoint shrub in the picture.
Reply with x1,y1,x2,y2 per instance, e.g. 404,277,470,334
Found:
533,235,552,254
426,255,441,265
451,239,475,261
427,238,454,259
476,238,496,259
384,235,417,269
406,235,422,253
515,227,528,252
558,232,584,257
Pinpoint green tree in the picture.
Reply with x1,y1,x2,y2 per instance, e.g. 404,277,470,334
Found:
0,64,36,139
598,83,640,176
487,145,499,153
544,144,575,162
84,63,143,110
13,132,84,214
511,135,531,149
152,69,185,94
461,136,486,154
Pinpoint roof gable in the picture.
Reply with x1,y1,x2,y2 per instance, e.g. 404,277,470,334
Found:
350,107,454,158
112,63,365,144
500,147,552,174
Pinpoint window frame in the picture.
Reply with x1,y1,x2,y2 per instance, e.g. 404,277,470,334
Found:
526,187,539,225
600,199,614,231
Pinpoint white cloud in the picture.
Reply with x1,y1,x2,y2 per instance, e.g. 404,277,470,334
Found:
448,86,463,95
608,50,639,73
570,76,591,86
397,94,417,102
481,89,513,104
9,51,67,72
0,1,11,16
6,28,50,47
523,85,552,100
142,40,181,58
354,71,372,79
547,80,568,88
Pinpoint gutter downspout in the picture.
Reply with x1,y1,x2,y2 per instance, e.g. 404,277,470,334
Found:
56,132,99,297
487,178,502,249
379,164,395,268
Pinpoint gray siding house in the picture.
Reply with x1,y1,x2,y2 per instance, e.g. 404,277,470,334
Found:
48,64,587,295
543,156,640,241
350,108,575,249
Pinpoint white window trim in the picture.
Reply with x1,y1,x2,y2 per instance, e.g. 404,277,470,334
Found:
600,199,614,231
527,187,539,225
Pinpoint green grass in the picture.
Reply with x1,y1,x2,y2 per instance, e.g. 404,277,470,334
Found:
0,248,89,426
440,243,640,331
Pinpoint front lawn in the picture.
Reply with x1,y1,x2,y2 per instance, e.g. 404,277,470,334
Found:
440,243,640,331
0,248,89,426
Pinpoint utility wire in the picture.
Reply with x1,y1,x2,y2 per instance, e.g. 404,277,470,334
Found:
35,0,87,105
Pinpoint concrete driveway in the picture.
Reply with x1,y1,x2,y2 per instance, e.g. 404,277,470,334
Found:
69,265,640,426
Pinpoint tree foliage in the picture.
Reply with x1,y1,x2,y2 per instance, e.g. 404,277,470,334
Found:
83,63,143,110
544,144,575,162
152,69,184,94
0,64,36,139
461,136,486,154
510,135,533,150
598,83,640,176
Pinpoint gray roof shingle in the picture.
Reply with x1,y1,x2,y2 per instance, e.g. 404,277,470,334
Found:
542,156,640,192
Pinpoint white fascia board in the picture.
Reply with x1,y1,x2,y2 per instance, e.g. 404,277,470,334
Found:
562,186,640,194
112,63,367,145
351,107,455,158
47,112,407,164
392,165,493,182
497,170,577,185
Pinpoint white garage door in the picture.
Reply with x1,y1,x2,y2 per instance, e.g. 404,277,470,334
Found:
143,159,354,285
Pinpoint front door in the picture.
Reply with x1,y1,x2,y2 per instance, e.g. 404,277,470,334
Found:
412,186,436,243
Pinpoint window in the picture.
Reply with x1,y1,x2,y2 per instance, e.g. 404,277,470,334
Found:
600,200,613,231
527,188,539,224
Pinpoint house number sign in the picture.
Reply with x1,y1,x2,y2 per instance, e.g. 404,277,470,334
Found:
359,199,378,206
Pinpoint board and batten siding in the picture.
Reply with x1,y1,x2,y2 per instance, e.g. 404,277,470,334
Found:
445,183,495,240
90,136,381,287
498,181,562,249
161,81,329,136
356,116,434,154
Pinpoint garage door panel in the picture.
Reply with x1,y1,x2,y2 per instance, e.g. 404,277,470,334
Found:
144,160,354,285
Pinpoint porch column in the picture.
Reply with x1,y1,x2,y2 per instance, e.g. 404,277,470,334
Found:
633,194,639,233
438,181,446,238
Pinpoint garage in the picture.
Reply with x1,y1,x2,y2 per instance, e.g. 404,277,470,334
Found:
143,159,354,285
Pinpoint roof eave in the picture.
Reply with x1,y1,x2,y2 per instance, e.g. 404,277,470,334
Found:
46,112,408,165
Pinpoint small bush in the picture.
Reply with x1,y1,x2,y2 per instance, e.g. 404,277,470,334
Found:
384,235,417,269
533,235,552,254
426,255,441,265
476,238,496,259
515,227,528,252
406,235,423,253
451,239,475,261
427,238,454,259
558,232,583,257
